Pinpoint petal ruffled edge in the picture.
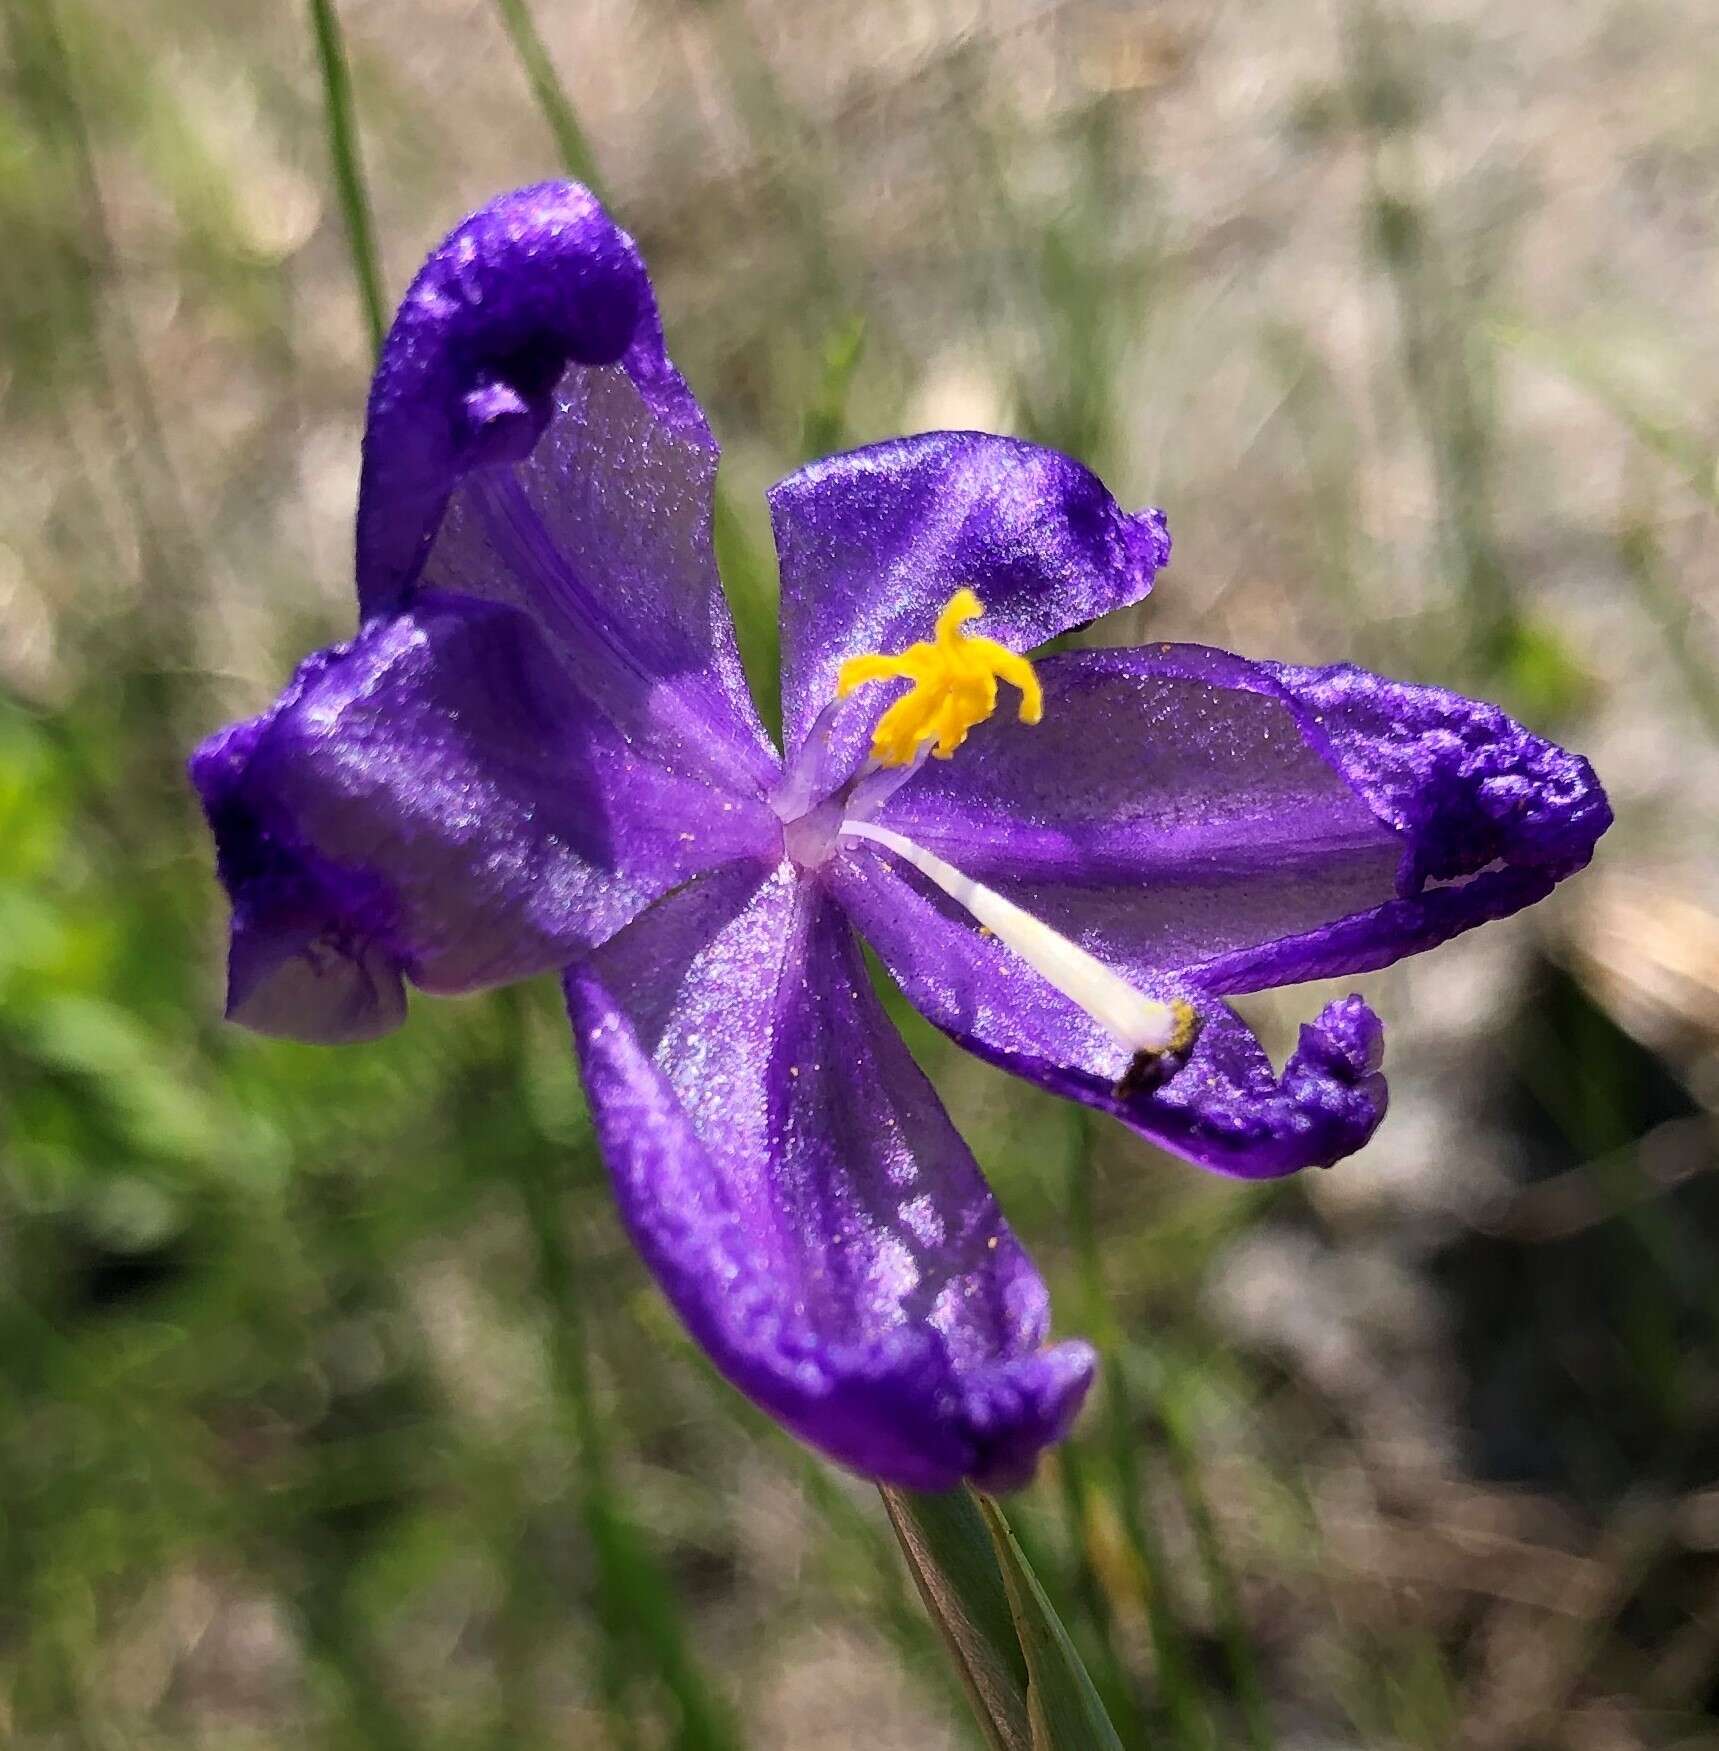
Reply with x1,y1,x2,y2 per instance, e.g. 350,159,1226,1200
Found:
830,638,1610,1177
1193,650,1612,992
191,709,408,1043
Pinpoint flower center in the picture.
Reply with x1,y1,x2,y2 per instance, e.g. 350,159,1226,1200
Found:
836,588,1043,768
789,593,1196,1086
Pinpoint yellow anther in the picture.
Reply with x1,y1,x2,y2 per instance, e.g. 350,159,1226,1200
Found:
835,588,1043,767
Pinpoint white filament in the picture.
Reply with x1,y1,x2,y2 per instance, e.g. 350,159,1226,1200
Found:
840,820,1182,1055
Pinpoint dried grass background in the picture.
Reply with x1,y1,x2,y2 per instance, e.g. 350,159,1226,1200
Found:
1,0,1716,1744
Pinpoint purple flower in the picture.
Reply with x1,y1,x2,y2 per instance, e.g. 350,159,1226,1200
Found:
190,184,1610,1491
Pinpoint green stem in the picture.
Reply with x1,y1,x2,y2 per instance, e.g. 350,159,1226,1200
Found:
306,0,386,359
879,1485,1032,1751
1069,1121,1210,1747
489,0,603,189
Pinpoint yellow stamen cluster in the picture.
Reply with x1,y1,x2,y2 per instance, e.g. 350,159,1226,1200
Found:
835,589,1043,768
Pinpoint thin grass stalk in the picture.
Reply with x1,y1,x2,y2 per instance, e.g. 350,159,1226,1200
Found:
1343,0,1519,678
10,2,205,597
800,314,867,463
306,0,386,359
711,482,783,743
294,1583,419,1751
1615,502,1719,739
880,1485,1032,1751
974,1493,1129,1751
513,1146,641,1745
7,0,219,825
1051,1441,1137,1726
489,0,603,189
1490,320,1719,515
1156,1392,1276,1751
689,0,848,316
516,1149,742,1751
659,1353,978,1734
1069,1119,1211,1748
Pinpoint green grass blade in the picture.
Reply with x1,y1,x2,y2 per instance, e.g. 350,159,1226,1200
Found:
1616,512,1719,737
499,996,741,1751
975,1494,1129,1751
711,478,782,745
306,0,385,358
1068,1125,1210,1746
800,314,866,461
883,1485,1134,1751
879,1485,1033,1751
1157,1391,1276,1751
1050,1442,1144,1738
489,0,602,189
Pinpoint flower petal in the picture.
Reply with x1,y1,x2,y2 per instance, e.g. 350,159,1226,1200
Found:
190,591,778,1044
564,859,1094,1488
832,644,1607,1177
358,181,776,792
872,644,1611,991
834,851,1388,1178
769,432,1169,783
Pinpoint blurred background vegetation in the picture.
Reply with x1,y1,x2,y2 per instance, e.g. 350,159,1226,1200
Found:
2,0,1717,1744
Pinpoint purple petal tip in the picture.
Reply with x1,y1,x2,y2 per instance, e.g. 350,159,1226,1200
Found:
1275,994,1389,1170
1127,504,1172,578
358,181,655,613
961,1340,1097,1492
189,695,408,1046
1265,662,1612,897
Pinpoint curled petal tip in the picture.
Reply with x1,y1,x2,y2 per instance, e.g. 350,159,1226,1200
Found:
414,180,647,367
1299,993,1386,1079
1266,661,1612,897
1396,735,1610,896
1154,992,1388,1178
961,1340,1097,1492
1480,744,1611,876
359,181,655,612
1281,995,1389,1169
190,708,409,1047
834,850,1392,1183
1126,504,1172,577
190,596,764,1045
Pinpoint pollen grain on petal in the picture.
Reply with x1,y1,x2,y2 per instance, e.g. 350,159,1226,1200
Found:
835,589,1043,768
